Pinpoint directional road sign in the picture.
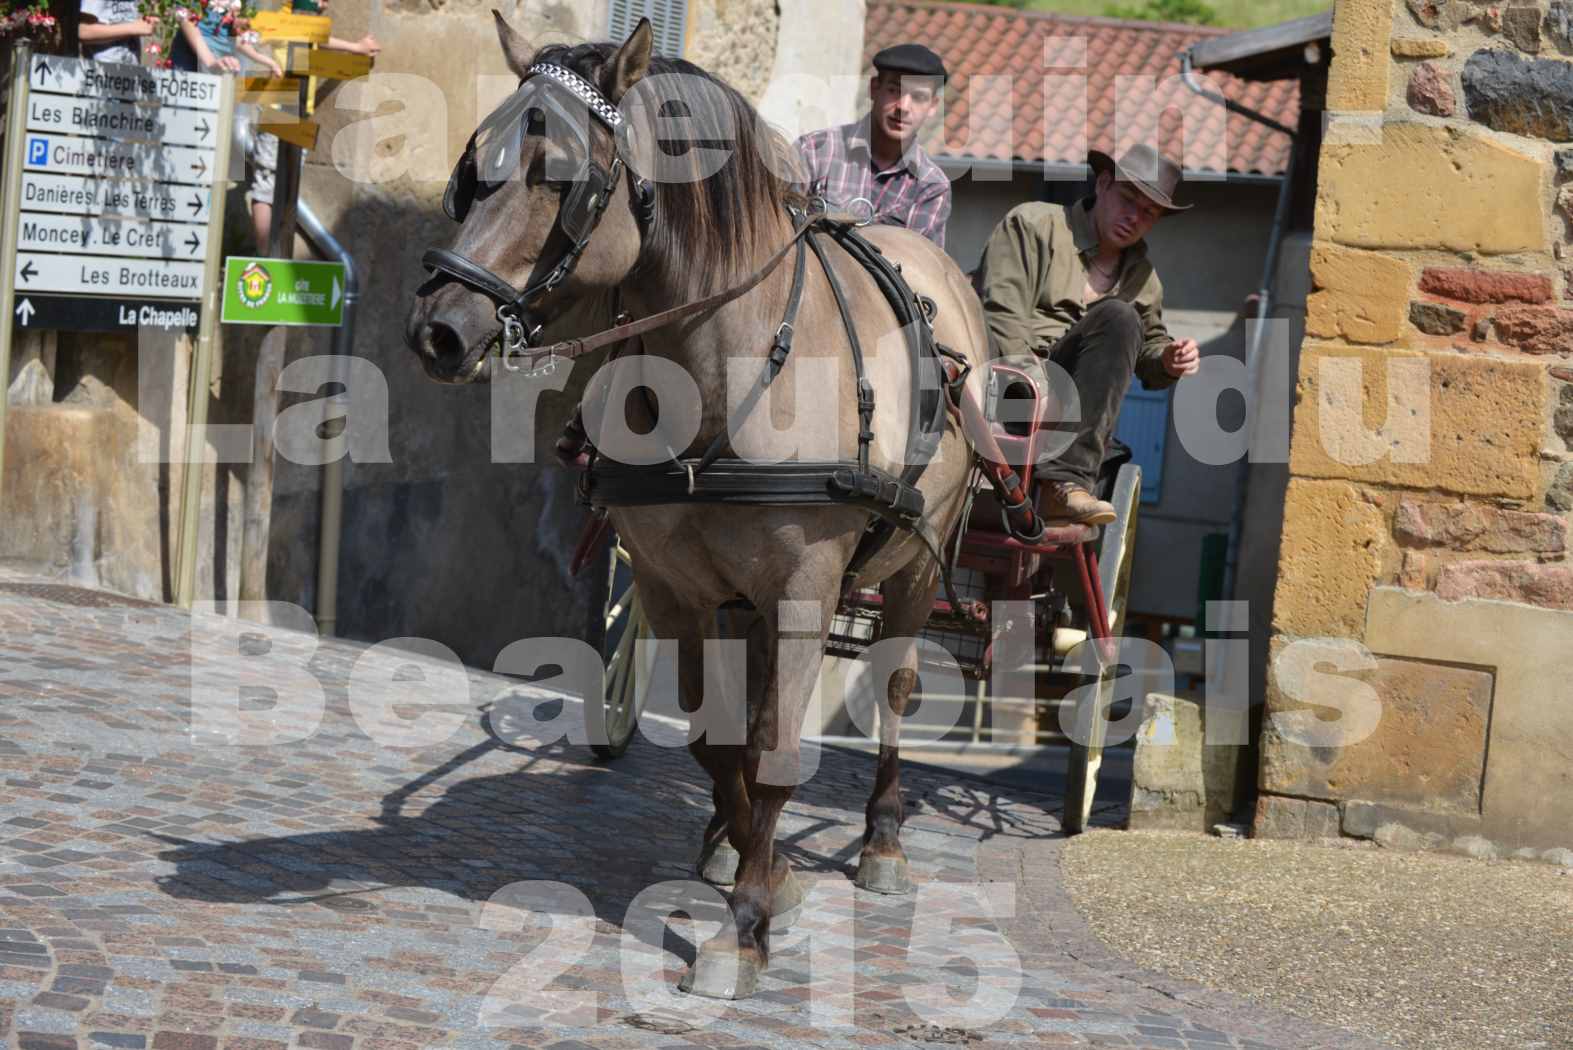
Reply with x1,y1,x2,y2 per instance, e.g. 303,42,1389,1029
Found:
2,53,228,325
1,43,237,602
22,132,217,183
18,172,210,222
28,55,223,110
17,213,208,259
13,294,200,333
15,252,206,297
248,10,333,43
221,257,346,327
26,94,218,148
290,49,373,80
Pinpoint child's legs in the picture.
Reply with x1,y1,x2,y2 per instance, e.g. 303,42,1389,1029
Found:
248,131,279,249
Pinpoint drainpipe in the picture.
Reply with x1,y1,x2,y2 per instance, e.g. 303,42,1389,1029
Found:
1179,50,1299,609
295,200,358,637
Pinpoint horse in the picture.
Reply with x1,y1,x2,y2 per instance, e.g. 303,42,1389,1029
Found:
405,15,993,999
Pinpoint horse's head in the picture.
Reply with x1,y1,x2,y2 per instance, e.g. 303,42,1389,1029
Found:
406,15,657,384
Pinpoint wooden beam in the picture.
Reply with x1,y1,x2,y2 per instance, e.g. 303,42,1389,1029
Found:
249,10,332,44
288,48,373,80
238,75,299,103
257,107,320,151
1188,11,1333,80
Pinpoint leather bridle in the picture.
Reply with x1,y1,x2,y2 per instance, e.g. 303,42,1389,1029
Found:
420,62,656,371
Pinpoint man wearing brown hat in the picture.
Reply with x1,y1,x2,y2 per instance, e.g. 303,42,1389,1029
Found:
796,43,953,247
976,144,1202,524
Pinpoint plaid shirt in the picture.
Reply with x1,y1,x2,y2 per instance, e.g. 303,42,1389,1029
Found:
795,121,952,249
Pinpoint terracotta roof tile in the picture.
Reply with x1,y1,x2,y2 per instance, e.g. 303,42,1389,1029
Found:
865,0,1301,176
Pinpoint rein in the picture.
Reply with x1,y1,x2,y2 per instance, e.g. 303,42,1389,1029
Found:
496,208,825,376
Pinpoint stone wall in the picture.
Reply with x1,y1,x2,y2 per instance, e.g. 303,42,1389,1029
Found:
1257,0,1573,860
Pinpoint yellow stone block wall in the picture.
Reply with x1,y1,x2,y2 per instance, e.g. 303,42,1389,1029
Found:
1259,0,1573,852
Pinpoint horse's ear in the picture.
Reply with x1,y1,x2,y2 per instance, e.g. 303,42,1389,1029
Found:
604,17,653,102
492,10,533,80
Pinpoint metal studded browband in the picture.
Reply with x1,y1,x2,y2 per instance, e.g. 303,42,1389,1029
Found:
525,63,626,131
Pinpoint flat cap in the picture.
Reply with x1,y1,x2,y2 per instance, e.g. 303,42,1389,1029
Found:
872,43,947,81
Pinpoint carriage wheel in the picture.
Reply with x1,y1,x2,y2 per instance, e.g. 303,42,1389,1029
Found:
589,535,651,760
1062,462,1141,834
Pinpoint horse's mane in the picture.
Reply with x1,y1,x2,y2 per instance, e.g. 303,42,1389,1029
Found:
530,41,801,295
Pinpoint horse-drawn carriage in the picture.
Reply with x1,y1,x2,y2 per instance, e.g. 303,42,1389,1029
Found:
410,14,1148,998
582,372,1141,836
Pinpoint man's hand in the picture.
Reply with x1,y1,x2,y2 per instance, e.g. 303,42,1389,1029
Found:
137,15,159,36
262,56,284,78
351,33,380,55
1162,338,1200,379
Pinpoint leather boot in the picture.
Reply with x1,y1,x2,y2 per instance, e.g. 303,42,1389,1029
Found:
1041,481,1115,525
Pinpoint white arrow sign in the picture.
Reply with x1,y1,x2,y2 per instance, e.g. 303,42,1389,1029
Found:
22,132,216,184
17,213,208,260
26,94,218,149
19,173,211,223
331,276,341,310
28,55,222,112
15,252,205,299
15,298,35,326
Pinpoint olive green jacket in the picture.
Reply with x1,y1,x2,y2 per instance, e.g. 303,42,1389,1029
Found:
976,198,1177,391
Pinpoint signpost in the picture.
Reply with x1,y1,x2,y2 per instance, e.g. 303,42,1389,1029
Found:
221,257,347,327
0,43,234,607
3,30,368,606
247,10,333,43
1,50,229,331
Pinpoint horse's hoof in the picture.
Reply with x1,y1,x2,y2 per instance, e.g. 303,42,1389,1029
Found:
854,853,912,895
770,865,806,930
698,842,740,887
678,945,761,1000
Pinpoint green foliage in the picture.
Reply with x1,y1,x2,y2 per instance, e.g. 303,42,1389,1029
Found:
1026,0,1328,30
1102,0,1218,25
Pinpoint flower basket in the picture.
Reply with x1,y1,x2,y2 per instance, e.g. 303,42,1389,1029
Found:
0,2,62,50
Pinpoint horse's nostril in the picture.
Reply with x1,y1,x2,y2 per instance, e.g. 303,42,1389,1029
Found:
425,321,466,363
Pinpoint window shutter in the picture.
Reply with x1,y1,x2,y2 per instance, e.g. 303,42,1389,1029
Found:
607,0,689,58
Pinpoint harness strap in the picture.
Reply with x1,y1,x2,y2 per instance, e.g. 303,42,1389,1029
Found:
421,250,530,313
690,237,810,479
805,231,875,475
506,211,824,373
583,458,923,528
822,223,947,486
424,155,628,322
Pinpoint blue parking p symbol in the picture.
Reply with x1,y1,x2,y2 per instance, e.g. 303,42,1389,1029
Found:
26,138,48,166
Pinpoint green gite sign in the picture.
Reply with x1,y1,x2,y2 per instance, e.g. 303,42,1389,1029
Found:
221,256,345,326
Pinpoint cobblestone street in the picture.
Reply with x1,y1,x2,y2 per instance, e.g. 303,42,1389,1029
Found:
0,582,1387,1050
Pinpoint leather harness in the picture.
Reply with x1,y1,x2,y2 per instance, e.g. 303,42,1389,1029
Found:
419,62,1051,615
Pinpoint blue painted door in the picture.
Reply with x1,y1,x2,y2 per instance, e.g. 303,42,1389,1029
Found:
1114,387,1168,504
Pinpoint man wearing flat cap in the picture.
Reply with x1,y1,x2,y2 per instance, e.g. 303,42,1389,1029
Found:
795,43,953,247
977,144,1202,525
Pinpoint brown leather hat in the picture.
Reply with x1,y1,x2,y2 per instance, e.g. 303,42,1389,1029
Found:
1087,144,1193,212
